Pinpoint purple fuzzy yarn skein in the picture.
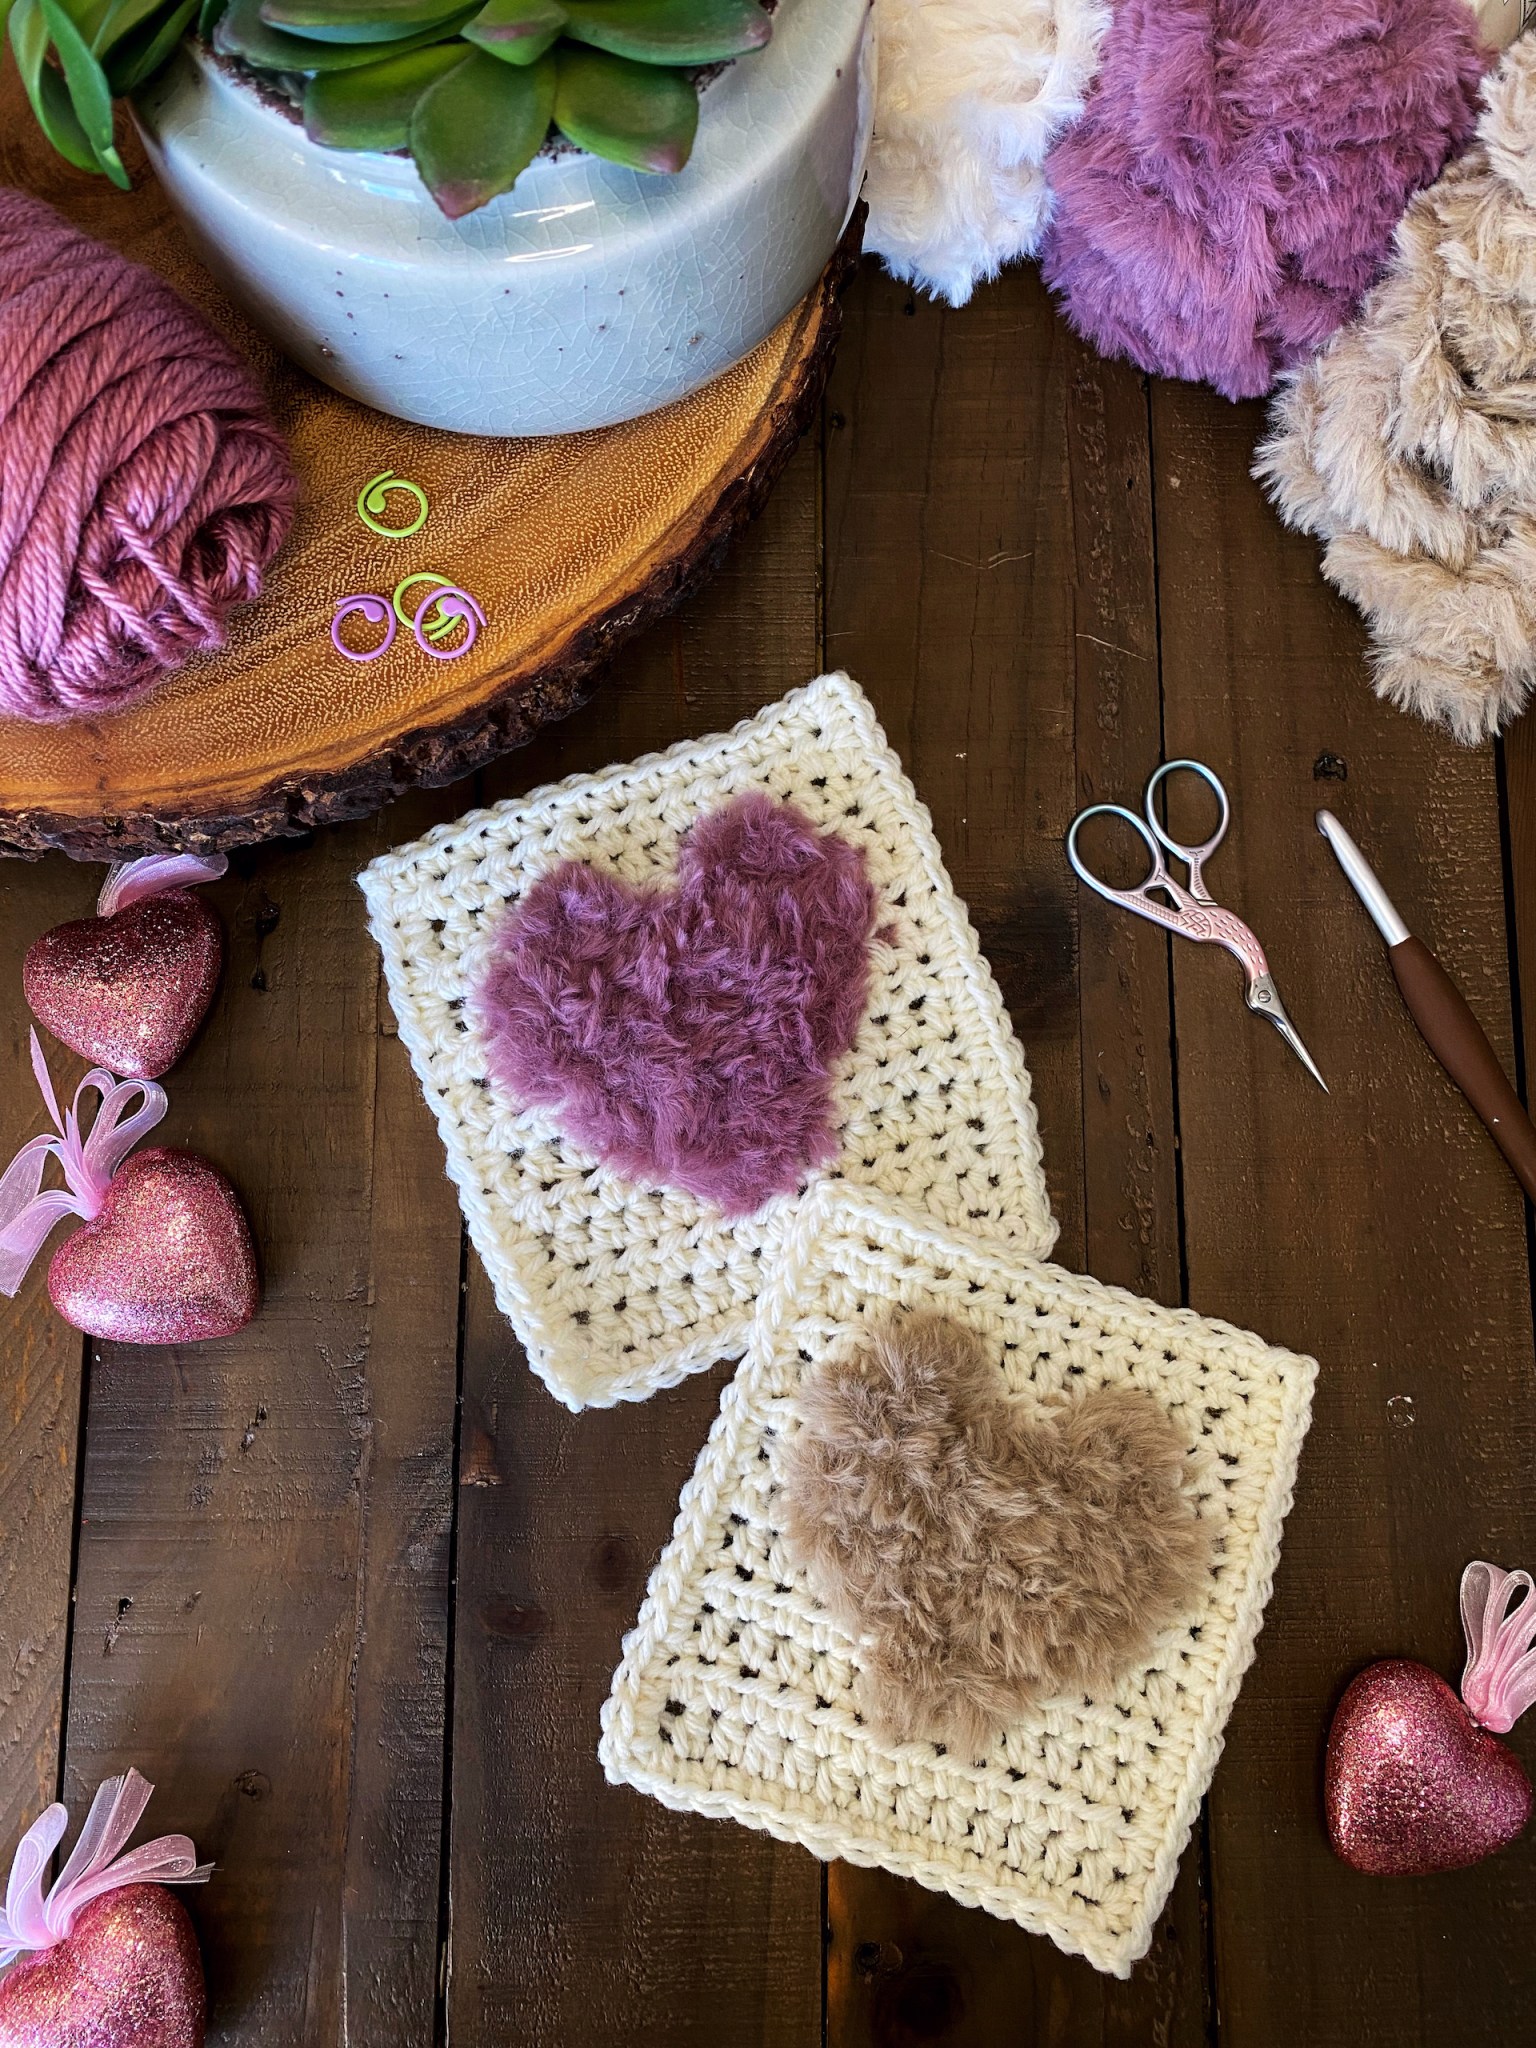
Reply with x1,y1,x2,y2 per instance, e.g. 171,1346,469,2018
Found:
0,189,297,722
1040,0,1490,401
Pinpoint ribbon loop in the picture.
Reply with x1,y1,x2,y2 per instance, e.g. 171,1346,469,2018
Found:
1460,1558,1536,1733
0,1033,167,1297
0,1770,210,1969
98,852,227,918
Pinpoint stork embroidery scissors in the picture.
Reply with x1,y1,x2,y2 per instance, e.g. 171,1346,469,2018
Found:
1066,759,1327,1091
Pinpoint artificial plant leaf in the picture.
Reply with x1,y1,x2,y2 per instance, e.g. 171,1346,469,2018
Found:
216,0,467,69
36,0,131,184
461,0,562,66
562,0,766,67
10,0,101,173
553,43,696,173
410,44,554,218
258,0,465,44
107,0,196,90
303,36,463,147
89,0,175,57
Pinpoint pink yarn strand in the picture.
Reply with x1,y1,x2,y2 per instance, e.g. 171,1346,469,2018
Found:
0,189,297,723
1460,1559,1536,1734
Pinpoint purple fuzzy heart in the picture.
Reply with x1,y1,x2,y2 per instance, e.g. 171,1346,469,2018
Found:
471,793,879,1217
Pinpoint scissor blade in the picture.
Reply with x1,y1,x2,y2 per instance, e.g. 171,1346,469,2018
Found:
1247,974,1328,1092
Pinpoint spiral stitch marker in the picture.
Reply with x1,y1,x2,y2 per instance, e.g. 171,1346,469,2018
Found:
392,572,462,644
330,594,397,663
412,585,486,661
356,471,429,539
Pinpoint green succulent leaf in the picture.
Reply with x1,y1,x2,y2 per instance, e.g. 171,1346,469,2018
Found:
197,0,227,37
107,0,197,89
10,0,100,173
461,0,561,66
409,44,554,218
553,43,695,173
89,0,175,57
216,0,467,69
258,0,465,44
304,36,462,147
35,0,131,183
561,0,765,67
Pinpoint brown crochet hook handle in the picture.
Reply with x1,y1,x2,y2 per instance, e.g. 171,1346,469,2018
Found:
1318,811,1536,1205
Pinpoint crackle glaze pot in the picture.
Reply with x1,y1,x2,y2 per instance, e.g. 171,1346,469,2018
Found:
133,0,874,435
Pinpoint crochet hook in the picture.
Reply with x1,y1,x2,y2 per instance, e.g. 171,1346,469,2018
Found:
1317,809,1536,1204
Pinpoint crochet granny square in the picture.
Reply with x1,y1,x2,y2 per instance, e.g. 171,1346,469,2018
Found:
600,1186,1316,1976
360,674,1056,1409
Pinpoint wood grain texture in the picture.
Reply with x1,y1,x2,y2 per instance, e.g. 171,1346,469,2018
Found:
1150,381,1536,2047
0,861,91,1855
821,262,1209,2048
52,808,464,2044
0,87,856,858
440,440,825,2047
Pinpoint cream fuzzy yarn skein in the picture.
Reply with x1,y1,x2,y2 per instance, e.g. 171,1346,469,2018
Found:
1256,38,1536,744
864,0,1111,306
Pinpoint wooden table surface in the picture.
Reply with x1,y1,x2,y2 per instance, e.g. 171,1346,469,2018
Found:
3,253,1535,2046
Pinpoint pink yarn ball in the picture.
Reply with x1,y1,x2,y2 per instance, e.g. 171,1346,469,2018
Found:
0,189,297,723
1041,0,1490,401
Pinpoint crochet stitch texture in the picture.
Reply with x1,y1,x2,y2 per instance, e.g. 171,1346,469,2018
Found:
1040,0,1488,400
600,1186,1316,1976
360,675,1056,1409
864,0,1111,305
1257,37,1536,742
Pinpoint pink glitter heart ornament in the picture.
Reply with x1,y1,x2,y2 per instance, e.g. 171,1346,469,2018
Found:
0,1767,211,2048
0,1886,205,2048
48,1149,259,1346
24,854,227,1082
1326,1561,1536,1875
472,792,879,1217
0,1035,259,1345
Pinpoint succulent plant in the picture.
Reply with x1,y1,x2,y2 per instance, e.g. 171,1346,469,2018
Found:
6,0,773,216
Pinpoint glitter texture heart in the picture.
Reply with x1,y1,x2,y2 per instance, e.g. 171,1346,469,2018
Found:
0,1884,205,2048
48,1148,259,1345
472,791,878,1217
24,893,223,1081
1325,1658,1533,1874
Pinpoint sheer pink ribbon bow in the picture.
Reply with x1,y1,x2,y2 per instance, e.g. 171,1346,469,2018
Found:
97,851,226,918
0,1769,211,1969
1460,1559,1536,1733
0,1031,166,1297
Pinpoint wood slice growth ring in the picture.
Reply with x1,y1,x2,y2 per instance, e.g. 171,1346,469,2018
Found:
0,93,858,858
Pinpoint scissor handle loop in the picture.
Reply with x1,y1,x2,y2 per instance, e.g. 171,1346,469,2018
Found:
1066,803,1173,909
1143,759,1230,888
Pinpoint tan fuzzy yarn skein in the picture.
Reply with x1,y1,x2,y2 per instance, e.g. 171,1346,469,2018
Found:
779,1312,1211,1755
1256,39,1536,744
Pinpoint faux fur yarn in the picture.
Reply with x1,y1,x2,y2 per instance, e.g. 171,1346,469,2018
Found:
1039,0,1490,400
1256,39,1536,742
865,0,1111,306
0,189,297,723
470,793,878,1219
779,1313,1212,1754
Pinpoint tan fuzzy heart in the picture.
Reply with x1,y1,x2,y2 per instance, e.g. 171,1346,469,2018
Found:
779,1312,1212,1754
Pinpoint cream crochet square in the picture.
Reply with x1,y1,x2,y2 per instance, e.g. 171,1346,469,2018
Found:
600,1186,1316,1976
360,674,1056,1409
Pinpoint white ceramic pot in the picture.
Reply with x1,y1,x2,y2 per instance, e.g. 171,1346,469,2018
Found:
133,0,874,435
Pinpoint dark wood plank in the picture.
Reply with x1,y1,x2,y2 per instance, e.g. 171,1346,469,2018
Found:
0,859,92,1852
56,801,465,2044
443,438,825,2047
820,262,1210,2042
1150,382,1536,2046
